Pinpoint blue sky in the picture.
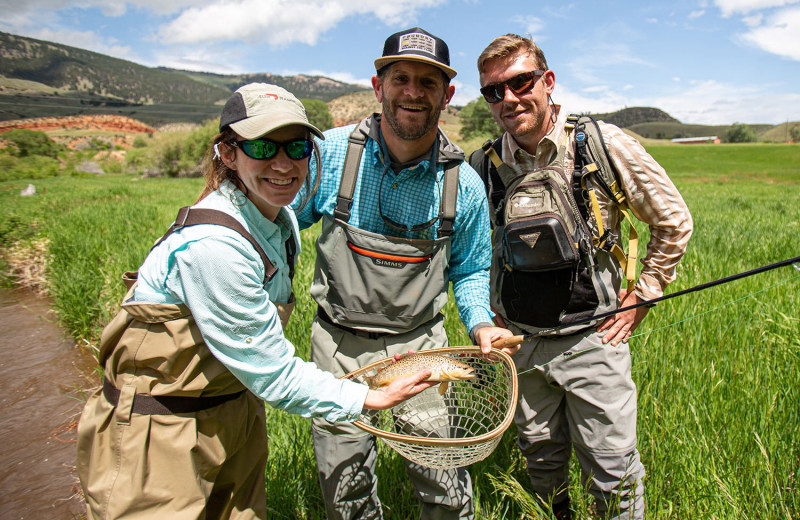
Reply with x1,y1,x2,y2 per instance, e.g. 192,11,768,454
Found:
2,0,799,125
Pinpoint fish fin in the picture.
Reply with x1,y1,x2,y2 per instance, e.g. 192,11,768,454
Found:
439,381,449,395
363,375,376,390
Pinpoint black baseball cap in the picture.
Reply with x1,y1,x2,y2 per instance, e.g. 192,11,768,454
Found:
374,27,457,79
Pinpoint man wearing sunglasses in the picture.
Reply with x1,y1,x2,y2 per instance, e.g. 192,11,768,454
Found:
291,27,515,520
472,35,693,520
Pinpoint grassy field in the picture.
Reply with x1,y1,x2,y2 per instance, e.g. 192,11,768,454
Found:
1,143,798,518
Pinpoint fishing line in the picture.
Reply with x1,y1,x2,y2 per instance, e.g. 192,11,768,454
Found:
627,271,799,341
493,255,800,349
513,258,800,376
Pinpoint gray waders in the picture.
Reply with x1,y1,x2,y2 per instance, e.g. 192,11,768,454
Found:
310,123,474,520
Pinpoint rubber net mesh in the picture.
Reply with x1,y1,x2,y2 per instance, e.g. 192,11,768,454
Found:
346,348,517,469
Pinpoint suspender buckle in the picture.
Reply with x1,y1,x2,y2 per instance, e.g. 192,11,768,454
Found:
334,196,353,221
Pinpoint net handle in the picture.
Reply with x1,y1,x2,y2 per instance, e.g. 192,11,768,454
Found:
341,347,519,447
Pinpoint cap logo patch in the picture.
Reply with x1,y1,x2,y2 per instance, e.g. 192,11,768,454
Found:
398,33,436,55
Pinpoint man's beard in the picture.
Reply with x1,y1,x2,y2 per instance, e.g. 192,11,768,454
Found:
382,97,443,141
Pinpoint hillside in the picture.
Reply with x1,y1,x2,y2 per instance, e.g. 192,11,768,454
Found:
328,91,382,126
165,69,369,102
0,31,368,126
0,32,230,105
592,107,679,127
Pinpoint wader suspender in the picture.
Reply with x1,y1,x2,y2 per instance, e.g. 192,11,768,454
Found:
154,206,294,283
335,127,460,237
481,137,514,227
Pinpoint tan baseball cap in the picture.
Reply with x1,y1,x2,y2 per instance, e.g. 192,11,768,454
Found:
374,27,457,79
219,83,324,140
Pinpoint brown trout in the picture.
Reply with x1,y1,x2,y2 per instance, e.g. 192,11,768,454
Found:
364,353,475,395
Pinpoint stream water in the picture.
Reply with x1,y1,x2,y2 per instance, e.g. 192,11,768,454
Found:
0,287,97,519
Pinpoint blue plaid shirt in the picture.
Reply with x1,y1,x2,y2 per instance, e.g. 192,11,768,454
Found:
292,115,494,333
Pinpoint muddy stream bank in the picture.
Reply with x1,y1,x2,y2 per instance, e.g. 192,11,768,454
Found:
0,287,97,519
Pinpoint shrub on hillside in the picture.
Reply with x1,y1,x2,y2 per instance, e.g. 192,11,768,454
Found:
124,119,217,177
302,99,334,132
459,98,502,140
2,129,63,158
726,122,757,143
0,153,61,182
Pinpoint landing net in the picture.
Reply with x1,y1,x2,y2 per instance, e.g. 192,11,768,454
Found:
343,347,518,469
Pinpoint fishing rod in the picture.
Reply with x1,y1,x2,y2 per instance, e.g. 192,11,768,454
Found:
492,254,800,349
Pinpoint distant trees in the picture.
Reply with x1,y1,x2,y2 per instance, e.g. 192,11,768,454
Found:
0,129,63,181
2,129,63,158
302,99,333,132
790,125,800,143
726,122,757,143
459,98,502,140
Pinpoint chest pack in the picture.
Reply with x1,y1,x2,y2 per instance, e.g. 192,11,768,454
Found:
468,114,639,328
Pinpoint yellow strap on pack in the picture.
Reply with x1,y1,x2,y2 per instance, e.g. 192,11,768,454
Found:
619,206,638,292
583,164,638,292
485,146,504,169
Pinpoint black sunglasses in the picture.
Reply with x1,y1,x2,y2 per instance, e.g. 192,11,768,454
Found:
230,138,314,161
480,70,545,104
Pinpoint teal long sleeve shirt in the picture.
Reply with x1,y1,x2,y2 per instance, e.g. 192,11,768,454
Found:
132,180,367,423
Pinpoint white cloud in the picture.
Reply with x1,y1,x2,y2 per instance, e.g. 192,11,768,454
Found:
739,6,800,60
714,0,800,16
566,42,653,85
743,13,764,24
689,9,706,18
653,79,800,124
582,86,607,94
307,70,372,88
0,0,195,18
551,84,628,116
156,0,440,46
512,15,545,37
541,78,800,125
450,80,480,107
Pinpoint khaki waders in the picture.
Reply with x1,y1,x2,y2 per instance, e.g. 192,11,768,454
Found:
77,208,290,520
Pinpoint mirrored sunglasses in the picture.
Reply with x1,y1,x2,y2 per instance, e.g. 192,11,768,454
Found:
480,70,545,104
231,138,314,160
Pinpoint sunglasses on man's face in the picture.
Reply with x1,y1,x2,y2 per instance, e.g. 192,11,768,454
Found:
480,70,545,104
230,138,314,161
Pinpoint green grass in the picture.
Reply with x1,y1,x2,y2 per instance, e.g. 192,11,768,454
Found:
1,142,799,519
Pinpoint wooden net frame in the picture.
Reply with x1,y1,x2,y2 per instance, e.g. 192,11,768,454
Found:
342,347,518,469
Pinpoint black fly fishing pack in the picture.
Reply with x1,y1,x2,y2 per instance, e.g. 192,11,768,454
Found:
469,114,640,328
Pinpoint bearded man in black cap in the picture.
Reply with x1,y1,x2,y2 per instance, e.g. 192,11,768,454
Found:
291,27,515,520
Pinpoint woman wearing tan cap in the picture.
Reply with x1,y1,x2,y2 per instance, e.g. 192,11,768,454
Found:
76,83,434,520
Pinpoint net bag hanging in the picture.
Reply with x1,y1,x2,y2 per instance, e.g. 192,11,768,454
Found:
342,347,518,470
